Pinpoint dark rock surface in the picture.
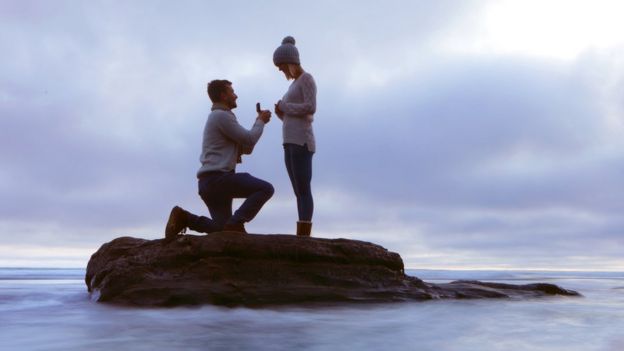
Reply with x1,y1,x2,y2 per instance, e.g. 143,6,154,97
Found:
85,233,580,307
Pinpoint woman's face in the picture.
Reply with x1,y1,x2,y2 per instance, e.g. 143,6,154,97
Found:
278,64,291,79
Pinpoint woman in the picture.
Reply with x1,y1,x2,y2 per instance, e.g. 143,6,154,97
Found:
273,36,317,236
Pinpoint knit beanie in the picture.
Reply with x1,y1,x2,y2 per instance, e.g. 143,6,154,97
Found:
273,36,300,65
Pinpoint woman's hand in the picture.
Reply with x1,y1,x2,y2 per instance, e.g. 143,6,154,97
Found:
274,101,284,120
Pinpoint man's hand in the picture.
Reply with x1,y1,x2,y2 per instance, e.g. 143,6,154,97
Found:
257,110,271,124
274,101,284,120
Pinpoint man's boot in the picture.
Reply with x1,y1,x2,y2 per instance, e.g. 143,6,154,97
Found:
165,206,189,240
296,221,312,237
223,222,247,234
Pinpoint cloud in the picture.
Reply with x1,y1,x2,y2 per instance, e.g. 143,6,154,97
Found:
304,50,624,269
1,0,623,269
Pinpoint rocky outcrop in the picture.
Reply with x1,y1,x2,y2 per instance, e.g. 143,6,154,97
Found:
85,233,580,307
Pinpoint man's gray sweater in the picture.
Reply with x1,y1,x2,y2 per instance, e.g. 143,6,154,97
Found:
197,103,265,176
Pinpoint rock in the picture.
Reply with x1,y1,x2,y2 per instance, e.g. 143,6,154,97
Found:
85,233,580,307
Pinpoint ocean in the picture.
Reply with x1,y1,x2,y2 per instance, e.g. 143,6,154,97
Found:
1,268,623,351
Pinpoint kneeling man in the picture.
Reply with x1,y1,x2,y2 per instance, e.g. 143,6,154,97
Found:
165,79,273,239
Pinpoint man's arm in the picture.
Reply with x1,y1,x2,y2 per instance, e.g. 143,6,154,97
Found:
217,110,271,151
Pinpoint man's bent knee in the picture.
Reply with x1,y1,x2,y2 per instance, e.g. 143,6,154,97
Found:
263,182,275,198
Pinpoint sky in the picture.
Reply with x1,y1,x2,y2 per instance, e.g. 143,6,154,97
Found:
1,0,623,270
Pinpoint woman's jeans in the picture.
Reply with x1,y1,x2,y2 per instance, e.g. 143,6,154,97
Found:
284,143,314,221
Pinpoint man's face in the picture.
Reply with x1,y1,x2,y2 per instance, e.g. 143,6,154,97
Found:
220,84,238,109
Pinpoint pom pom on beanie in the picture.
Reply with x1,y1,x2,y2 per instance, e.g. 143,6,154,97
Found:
282,36,295,45
273,36,300,65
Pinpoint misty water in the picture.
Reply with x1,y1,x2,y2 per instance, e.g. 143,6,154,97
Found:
1,268,623,351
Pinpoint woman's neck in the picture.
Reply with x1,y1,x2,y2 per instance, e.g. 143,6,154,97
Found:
292,66,304,79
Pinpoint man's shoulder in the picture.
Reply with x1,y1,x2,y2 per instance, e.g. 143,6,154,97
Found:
209,109,236,122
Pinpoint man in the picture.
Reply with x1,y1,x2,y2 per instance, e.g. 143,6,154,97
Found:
165,79,273,239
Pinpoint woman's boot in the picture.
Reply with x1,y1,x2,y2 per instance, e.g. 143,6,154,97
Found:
296,221,312,236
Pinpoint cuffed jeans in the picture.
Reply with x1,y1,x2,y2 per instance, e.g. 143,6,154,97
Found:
284,143,314,221
187,171,274,233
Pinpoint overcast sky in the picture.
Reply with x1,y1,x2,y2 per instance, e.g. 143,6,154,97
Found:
1,0,623,270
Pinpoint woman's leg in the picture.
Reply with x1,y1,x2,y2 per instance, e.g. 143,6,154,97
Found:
284,143,314,221
284,144,297,196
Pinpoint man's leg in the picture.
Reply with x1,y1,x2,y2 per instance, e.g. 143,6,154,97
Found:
203,196,232,230
219,172,274,225
184,175,231,233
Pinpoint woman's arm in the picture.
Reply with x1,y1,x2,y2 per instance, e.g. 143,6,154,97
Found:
279,74,316,116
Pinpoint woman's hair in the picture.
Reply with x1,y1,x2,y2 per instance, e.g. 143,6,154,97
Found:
284,64,302,80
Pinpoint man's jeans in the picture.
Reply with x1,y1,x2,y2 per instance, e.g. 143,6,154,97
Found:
187,171,274,233
284,143,314,221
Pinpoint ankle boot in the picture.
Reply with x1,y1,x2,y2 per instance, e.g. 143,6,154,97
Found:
165,206,189,240
223,222,247,234
296,221,312,237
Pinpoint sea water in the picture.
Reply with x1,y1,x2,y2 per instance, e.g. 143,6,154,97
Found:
1,268,623,351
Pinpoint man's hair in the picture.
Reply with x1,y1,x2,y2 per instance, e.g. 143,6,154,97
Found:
207,79,232,103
